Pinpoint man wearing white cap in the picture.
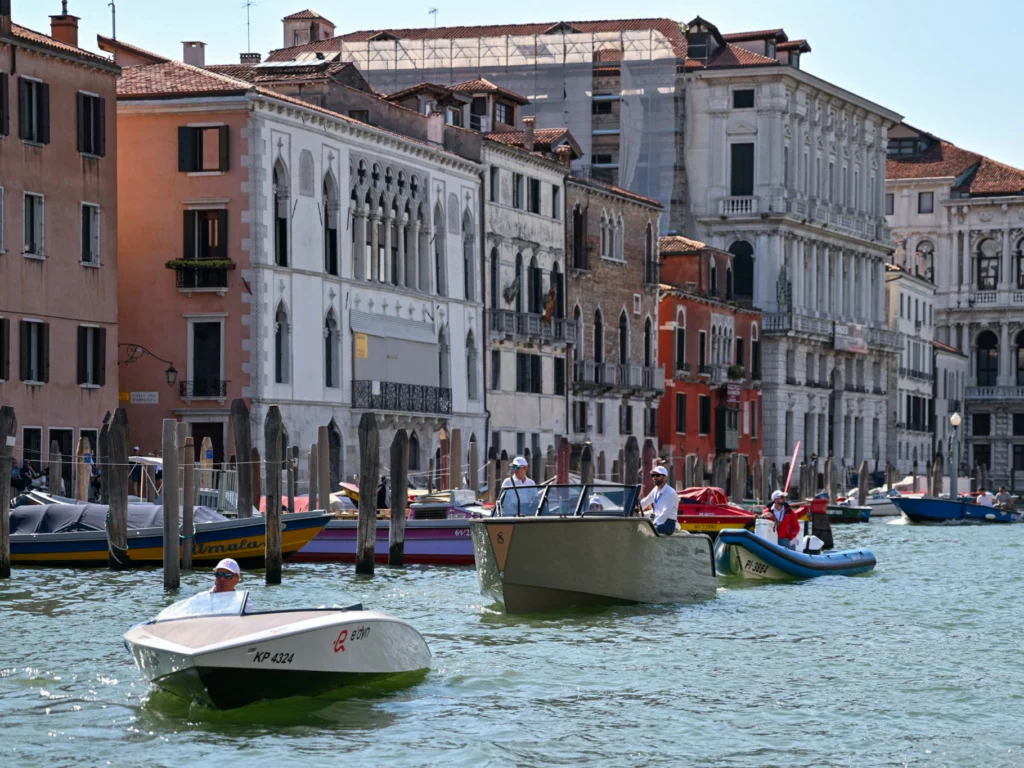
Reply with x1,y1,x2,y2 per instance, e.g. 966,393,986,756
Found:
208,558,255,611
639,466,679,535
501,456,536,490
763,490,800,549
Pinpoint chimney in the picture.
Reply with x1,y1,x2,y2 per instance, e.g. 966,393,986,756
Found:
49,2,79,48
522,115,536,152
0,0,11,37
427,107,444,146
556,145,572,168
182,41,206,68
240,52,262,65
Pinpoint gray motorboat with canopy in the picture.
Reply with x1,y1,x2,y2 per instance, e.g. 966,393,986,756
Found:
471,484,717,613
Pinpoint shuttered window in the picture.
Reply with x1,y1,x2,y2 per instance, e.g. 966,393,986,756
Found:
19,320,48,383
76,326,107,386
18,78,49,144
0,73,9,137
77,93,106,157
183,209,228,260
81,204,100,265
178,125,229,172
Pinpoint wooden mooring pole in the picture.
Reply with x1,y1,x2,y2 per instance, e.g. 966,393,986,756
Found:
75,436,90,502
49,441,62,496
356,413,380,575
389,428,408,567
107,408,130,569
288,445,298,513
264,406,284,584
182,437,195,571
161,419,180,591
308,443,319,510
0,406,17,579
231,399,253,518
317,426,330,511
251,446,262,516
98,418,110,505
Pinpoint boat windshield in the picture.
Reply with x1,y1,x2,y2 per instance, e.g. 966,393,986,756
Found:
496,485,641,517
154,590,249,622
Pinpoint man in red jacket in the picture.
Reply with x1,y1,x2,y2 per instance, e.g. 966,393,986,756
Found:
763,490,801,549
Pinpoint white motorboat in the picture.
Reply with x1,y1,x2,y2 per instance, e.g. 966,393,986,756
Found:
124,591,431,708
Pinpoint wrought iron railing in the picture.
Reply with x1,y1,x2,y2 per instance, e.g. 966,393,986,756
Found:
180,378,228,398
352,380,452,414
175,263,233,290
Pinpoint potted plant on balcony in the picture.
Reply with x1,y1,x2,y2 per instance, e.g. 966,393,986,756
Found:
727,364,745,381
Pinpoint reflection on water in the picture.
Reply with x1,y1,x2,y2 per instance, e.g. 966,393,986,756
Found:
2,523,1024,766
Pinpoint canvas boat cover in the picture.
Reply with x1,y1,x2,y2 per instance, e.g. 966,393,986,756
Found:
10,503,228,535
678,487,730,505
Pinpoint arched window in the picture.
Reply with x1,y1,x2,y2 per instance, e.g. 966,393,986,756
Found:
976,330,998,386
729,241,754,299
914,240,934,282
489,247,500,308
528,256,541,314
417,204,430,292
573,305,583,363
709,256,718,297
273,161,289,267
726,266,734,300
324,310,340,388
323,173,339,275
514,253,524,312
363,191,375,281
618,310,629,365
643,222,657,283
750,322,761,379
977,239,999,290
409,431,421,471
674,309,686,372
463,211,475,301
616,215,625,260
433,202,447,296
438,329,451,389
350,187,361,276
1016,239,1024,290
572,203,587,269
643,317,653,368
594,310,604,363
600,212,609,258
1017,331,1024,386
466,331,478,399
390,197,400,286
551,262,564,319
274,303,289,384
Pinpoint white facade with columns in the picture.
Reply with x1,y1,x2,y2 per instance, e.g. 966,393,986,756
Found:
685,66,902,474
887,127,1024,489
245,93,485,488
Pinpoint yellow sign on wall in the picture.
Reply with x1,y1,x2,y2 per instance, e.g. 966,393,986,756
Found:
355,333,369,359
118,392,130,402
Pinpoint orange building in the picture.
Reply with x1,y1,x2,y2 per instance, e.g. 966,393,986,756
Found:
0,4,119,486
657,236,762,483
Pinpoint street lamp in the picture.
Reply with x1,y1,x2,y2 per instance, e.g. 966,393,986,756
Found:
949,412,962,499
119,343,179,388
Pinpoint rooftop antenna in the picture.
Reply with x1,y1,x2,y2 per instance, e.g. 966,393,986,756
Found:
108,1,116,40
242,0,257,53
428,7,438,27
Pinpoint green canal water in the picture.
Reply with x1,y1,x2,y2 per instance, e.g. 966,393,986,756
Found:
1,520,1022,767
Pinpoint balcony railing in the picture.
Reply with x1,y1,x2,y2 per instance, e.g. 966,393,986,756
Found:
718,196,758,215
708,364,728,384
489,309,576,345
898,367,932,382
174,261,234,291
672,362,691,379
617,363,642,390
180,378,228,398
966,386,1024,401
352,380,452,414
642,365,665,393
573,360,615,389
867,326,901,351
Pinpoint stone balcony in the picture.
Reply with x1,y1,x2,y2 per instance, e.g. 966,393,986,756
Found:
489,309,576,345
763,312,901,352
965,386,1024,401
714,194,888,243
718,195,757,216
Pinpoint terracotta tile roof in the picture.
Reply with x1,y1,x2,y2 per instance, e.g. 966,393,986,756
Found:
593,48,622,62
659,235,706,253
205,60,357,84
955,156,1024,196
12,22,114,67
722,28,787,42
704,43,781,69
568,175,662,208
96,34,168,64
451,78,529,104
886,136,980,182
384,82,458,101
266,18,687,62
778,39,811,52
485,127,580,157
117,60,251,99
284,9,332,22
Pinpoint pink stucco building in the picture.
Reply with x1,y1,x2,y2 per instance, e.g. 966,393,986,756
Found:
0,3,119,485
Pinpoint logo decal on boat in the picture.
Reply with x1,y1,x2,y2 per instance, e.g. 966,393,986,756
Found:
488,525,514,571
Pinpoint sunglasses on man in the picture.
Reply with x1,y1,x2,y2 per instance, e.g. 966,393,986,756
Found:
215,571,238,580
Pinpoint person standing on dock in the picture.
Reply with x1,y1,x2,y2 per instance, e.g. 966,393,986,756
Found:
640,466,679,535
764,491,801,549
501,457,536,490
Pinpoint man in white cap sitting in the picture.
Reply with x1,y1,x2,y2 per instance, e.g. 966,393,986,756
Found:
763,490,801,549
639,466,679,535
501,456,536,489
208,557,255,612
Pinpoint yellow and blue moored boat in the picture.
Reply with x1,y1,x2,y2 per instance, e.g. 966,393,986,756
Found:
9,503,330,567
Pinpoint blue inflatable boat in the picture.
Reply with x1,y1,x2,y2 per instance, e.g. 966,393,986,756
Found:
892,496,1021,524
715,529,876,581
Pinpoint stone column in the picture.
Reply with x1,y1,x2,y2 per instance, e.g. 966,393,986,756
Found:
807,407,818,457
834,249,843,320
354,211,367,280
961,230,971,290
1000,321,1011,385
1000,227,1011,291
822,246,831,316
396,219,407,287
369,214,381,282
410,222,420,290
383,213,393,284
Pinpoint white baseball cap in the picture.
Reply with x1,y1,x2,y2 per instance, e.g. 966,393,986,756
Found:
651,466,668,477
213,558,240,575
771,490,785,501
511,456,528,468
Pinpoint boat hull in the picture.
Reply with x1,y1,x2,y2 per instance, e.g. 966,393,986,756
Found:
893,497,1020,524
471,517,717,613
11,511,331,567
827,505,871,523
292,518,475,565
125,609,430,709
715,529,876,581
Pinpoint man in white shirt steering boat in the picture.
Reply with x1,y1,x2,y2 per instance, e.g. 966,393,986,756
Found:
639,466,679,535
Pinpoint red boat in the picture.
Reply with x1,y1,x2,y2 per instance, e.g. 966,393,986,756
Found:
677,487,757,536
